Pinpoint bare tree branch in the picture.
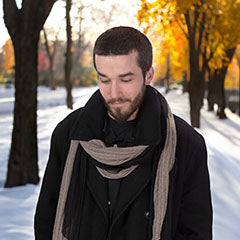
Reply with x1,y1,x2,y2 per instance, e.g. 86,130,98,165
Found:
184,11,191,35
3,0,20,38
207,41,220,62
21,0,57,33
43,28,52,61
193,4,200,33
197,11,205,54
37,0,57,30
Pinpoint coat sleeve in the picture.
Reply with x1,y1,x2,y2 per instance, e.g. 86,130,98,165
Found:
175,137,213,240
34,123,70,240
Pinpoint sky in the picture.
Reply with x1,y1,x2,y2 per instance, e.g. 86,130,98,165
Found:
0,85,240,239
0,0,140,49
0,1,8,48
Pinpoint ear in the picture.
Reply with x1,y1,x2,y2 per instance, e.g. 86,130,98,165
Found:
145,67,154,85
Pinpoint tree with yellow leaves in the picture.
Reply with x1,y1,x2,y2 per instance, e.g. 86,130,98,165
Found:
236,46,240,116
206,0,240,118
138,0,208,127
138,2,189,88
137,0,240,127
150,20,189,91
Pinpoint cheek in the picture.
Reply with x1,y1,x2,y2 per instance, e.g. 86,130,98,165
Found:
99,85,109,100
125,83,142,98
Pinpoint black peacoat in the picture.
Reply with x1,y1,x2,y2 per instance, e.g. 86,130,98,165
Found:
34,87,212,240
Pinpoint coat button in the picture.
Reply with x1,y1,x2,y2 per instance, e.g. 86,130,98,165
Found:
108,201,111,205
144,211,150,219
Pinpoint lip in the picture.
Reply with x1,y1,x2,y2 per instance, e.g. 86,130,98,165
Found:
110,101,125,106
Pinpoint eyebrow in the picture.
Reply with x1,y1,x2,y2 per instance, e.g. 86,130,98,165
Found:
118,72,135,78
97,71,135,78
97,71,108,78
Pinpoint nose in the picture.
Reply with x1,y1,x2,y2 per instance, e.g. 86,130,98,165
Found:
110,80,121,99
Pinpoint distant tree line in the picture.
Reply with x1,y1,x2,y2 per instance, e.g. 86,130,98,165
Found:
38,35,97,87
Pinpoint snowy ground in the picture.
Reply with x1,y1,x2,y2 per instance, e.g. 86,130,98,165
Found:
0,85,239,240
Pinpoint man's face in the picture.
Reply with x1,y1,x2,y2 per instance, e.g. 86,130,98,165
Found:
95,51,153,122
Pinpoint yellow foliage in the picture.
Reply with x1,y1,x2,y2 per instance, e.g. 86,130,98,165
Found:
225,45,240,89
137,0,240,86
225,61,239,89
2,39,15,75
137,0,189,82
81,50,92,68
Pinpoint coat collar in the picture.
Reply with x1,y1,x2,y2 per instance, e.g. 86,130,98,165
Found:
70,86,168,146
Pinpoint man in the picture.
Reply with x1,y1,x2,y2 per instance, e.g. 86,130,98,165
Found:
34,26,212,240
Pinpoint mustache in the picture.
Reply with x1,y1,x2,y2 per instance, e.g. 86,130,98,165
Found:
107,98,131,104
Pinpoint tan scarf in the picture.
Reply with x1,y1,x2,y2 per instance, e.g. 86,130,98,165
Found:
53,106,176,240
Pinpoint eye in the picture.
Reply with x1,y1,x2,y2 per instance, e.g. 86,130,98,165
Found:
101,79,110,83
121,79,132,83
99,77,110,84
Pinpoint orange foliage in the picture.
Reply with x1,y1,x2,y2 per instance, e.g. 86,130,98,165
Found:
2,39,15,75
137,0,240,86
225,45,240,89
137,0,189,83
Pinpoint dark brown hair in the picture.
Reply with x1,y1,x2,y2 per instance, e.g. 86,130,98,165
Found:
93,26,153,77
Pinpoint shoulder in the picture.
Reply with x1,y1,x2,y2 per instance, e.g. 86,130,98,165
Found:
174,115,206,151
52,107,84,140
173,115,208,179
48,107,85,168
173,115,207,171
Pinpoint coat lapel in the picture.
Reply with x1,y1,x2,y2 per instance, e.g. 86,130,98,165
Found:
112,159,153,223
86,161,109,224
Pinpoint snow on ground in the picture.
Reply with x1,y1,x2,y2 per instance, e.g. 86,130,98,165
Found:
0,85,240,240
165,89,240,240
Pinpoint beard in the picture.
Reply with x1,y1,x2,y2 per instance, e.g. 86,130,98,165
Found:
103,84,146,123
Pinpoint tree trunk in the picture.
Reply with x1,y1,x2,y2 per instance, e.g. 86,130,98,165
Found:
236,52,240,116
207,100,214,111
207,68,217,111
188,73,204,128
182,71,188,94
5,36,39,187
217,68,227,119
189,100,201,128
65,0,73,109
185,7,206,128
215,47,236,119
3,0,56,187
164,54,170,94
49,58,56,90
43,28,56,90
187,47,206,128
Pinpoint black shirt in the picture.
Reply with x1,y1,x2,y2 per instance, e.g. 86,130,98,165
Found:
104,116,137,219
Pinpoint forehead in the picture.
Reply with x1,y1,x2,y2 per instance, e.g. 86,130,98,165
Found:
95,51,141,77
